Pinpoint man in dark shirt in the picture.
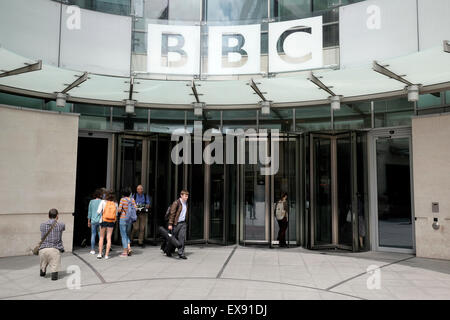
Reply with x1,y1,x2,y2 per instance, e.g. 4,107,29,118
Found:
39,208,65,281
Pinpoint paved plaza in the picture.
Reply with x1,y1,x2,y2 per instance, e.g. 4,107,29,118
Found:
1,245,450,300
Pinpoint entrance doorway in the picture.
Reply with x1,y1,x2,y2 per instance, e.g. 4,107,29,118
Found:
73,133,111,247
369,128,415,253
309,132,362,251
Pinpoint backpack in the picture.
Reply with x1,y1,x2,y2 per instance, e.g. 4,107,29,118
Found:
164,200,180,222
102,201,117,222
125,198,137,224
275,201,285,220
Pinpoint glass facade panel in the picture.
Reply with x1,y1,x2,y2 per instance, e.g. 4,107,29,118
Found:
206,0,268,23
60,0,131,16
374,98,413,128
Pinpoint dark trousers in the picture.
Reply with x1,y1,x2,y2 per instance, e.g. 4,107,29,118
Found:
165,222,187,256
277,217,288,246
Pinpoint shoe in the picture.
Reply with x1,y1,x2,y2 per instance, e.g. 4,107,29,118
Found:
127,249,133,256
97,254,102,259
178,255,187,260
89,250,95,255
51,272,58,281
119,253,128,258
40,270,46,277
105,255,109,260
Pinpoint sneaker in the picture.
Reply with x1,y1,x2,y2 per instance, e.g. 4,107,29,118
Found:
97,254,102,259
178,255,187,260
105,255,109,260
119,253,128,258
90,250,96,255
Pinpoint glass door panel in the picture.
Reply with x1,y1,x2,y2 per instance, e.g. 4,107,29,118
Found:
210,163,224,241
313,137,332,246
336,136,353,248
376,137,413,249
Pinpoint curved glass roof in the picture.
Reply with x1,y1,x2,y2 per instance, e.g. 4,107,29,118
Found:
0,43,449,109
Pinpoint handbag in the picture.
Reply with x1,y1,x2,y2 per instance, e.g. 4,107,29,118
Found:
33,220,58,255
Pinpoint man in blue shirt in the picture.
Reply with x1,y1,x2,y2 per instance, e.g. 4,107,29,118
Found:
132,185,151,248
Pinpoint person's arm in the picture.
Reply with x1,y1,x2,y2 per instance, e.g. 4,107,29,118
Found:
168,201,178,230
87,201,92,220
118,198,124,214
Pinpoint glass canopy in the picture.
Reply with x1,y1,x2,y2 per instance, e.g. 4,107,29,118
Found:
0,44,449,109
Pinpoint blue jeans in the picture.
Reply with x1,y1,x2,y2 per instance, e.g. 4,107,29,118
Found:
119,221,132,250
90,223,100,251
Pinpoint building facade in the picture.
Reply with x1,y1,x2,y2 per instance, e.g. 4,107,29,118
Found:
0,0,449,259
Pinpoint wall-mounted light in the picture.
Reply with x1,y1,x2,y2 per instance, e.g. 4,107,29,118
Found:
56,93,67,108
432,217,440,230
259,100,272,115
407,85,420,102
192,102,205,117
330,95,341,110
125,99,136,114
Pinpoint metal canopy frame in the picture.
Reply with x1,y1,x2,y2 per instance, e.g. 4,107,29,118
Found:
372,61,413,86
62,72,88,94
308,72,336,97
0,60,42,78
249,78,267,102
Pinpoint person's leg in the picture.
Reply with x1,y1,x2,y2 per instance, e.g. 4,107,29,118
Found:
105,227,113,257
119,222,128,255
98,227,106,257
131,220,139,244
138,214,147,246
280,218,288,246
126,223,132,253
176,223,187,257
39,248,49,275
276,219,283,243
47,248,61,280
91,224,98,252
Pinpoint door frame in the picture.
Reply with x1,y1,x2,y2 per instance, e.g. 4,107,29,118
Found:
368,127,416,254
309,131,358,251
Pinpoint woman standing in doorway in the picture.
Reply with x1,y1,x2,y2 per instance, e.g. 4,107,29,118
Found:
118,187,136,257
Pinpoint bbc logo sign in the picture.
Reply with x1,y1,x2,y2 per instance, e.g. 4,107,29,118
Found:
147,16,323,75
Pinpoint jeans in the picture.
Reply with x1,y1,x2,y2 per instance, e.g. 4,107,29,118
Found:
90,223,100,251
119,221,132,250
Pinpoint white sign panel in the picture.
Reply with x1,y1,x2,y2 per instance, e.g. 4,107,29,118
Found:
339,0,418,67
147,24,200,75
207,24,261,75
269,17,323,73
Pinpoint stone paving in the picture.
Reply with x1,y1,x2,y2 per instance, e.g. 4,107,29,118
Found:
1,244,450,300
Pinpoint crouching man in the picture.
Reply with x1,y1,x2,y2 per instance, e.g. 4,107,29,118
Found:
39,208,65,281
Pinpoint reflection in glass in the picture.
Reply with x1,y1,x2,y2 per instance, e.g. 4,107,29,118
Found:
206,0,268,22
376,138,413,249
